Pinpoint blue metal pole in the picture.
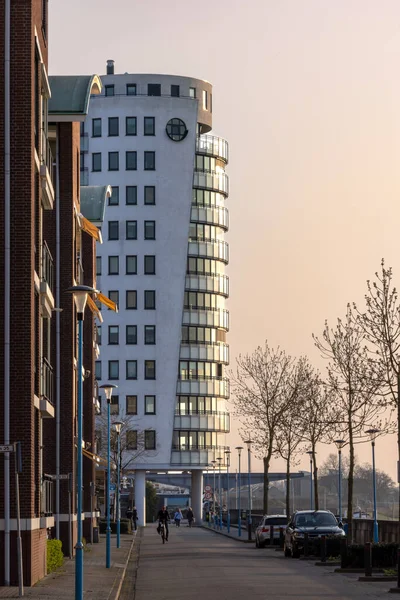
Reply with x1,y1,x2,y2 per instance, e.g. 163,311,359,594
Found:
116,432,121,548
227,462,230,533
247,447,252,541
310,457,313,510
213,467,216,529
218,463,222,530
75,317,84,600
238,452,241,537
372,441,379,543
338,449,342,522
106,402,111,567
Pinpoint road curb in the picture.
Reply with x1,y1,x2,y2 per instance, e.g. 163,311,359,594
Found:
114,532,137,600
200,525,253,543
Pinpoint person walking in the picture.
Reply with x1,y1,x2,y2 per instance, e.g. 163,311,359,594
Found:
174,509,183,527
132,506,138,531
126,506,133,531
187,507,194,528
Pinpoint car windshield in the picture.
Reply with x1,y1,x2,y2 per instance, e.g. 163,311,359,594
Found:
265,517,287,525
294,512,337,528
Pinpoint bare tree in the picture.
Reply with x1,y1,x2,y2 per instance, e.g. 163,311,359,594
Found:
231,343,300,514
313,305,387,540
354,260,400,517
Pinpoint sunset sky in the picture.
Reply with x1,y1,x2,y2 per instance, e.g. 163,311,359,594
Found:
50,0,400,482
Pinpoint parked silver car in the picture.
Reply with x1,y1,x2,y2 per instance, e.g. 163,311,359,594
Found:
255,514,288,548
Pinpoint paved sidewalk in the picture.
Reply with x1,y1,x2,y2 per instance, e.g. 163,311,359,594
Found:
0,532,136,599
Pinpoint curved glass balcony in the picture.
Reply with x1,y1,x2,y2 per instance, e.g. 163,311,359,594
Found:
174,411,230,433
180,342,229,364
176,377,230,399
185,274,229,297
183,308,229,331
191,205,229,231
196,135,229,163
193,170,229,196
171,445,229,466
188,239,229,263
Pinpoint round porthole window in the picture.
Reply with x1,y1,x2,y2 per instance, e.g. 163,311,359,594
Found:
166,118,188,142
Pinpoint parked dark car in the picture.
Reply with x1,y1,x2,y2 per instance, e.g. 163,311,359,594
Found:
284,510,345,558
255,515,288,548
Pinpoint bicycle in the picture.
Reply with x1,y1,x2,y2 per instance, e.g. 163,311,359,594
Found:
158,521,166,544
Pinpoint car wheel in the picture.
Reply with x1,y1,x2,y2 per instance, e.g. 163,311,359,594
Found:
291,543,300,558
284,543,291,557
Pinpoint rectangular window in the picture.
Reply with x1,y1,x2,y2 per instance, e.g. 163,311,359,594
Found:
108,256,119,275
126,325,137,345
96,325,102,346
92,118,102,137
126,151,137,170
203,89,208,110
108,116,119,136
144,430,156,450
144,186,155,205
126,395,137,415
126,220,137,240
126,290,137,309
109,186,119,205
144,290,155,310
108,221,119,240
92,153,101,172
144,325,156,345
127,430,137,450
96,256,102,276
171,84,180,97
105,85,114,97
108,151,119,171
144,255,155,275
127,84,137,96
145,360,156,380
148,83,161,96
126,186,137,205
126,255,137,275
95,360,101,380
126,360,137,380
108,325,119,345
189,87,196,98
108,290,119,309
126,116,137,136
145,395,156,415
144,221,155,240
144,151,155,171
110,395,119,415
144,117,155,136
108,360,119,380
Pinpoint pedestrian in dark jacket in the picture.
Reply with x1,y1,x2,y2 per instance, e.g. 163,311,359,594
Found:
187,507,194,527
132,506,138,531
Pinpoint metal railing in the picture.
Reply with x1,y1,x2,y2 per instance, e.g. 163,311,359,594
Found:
196,135,229,163
42,241,54,291
185,273,229,297
193,171,229,196
41,476,54,516
175,409,227,416
42,358,54,404
41,131,54,185
190,205,229,230
172,444,229,452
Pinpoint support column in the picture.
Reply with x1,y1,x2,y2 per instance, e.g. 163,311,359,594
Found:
191,470,203,525
135,470,146,526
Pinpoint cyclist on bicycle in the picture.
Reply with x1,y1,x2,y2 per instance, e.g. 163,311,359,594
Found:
157,506,170,541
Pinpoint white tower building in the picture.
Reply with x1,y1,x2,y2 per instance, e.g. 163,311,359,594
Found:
82,61,230,524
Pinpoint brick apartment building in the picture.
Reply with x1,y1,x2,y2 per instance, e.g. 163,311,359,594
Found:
0,0,109,586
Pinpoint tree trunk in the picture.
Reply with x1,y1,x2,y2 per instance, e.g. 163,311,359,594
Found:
313,448,319,510
347,428,355,543
285,458,290,518
263,454,271,514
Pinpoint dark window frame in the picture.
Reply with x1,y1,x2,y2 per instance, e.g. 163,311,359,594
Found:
126,151,137,171
126,186,137,205
108,325,119,345
144,186,156,205
105,85,115,97
108,116,119,137
108,151,119,171
144,395,156,415
145,360,156,380
126,220,137,240
126,84,137,96
148,83,161,96
126,255,137,275
92,152,101,172
144,220,156,240
144,325,156,345
144,430,156,450
126,116,137,136
126,395,137,415
144,151,155,171
108,220,119,241
126,325,137,345
126,290,137,310
92,118,102,137
108,360,119,380
144,255,156,275
126,360,138,380
108,255,119,275
144,290,156,310
144,116,155,136
109,186,119,205
171,84,180,97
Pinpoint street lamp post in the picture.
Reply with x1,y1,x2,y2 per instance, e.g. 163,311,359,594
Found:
225,450,231,533
66,285,98,600
99,384,118,568
307,451,313,510
236,447,243,537
334,440,345,522
366,429,380,543
244,440,252,541
211,460,217,529
217,457,223,530
114,421,123,548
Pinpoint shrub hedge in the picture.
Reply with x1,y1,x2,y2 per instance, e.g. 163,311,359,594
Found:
47,539,63,574
341,543,398,569
99,518,131,534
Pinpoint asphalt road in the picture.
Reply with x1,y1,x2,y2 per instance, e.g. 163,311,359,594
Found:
134,525,393,600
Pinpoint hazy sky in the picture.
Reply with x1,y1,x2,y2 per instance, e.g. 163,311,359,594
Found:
50,0,400,482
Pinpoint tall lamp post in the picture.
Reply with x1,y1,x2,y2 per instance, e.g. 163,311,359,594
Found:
366,429,380,543
334,440,345,522
114,421,124,548
66,285,98,600
236,446,243,537
211,460,217,529
217,457,223,530
244,440,253,541
306,450,313,510
225,450,231,533
99,384,117,568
